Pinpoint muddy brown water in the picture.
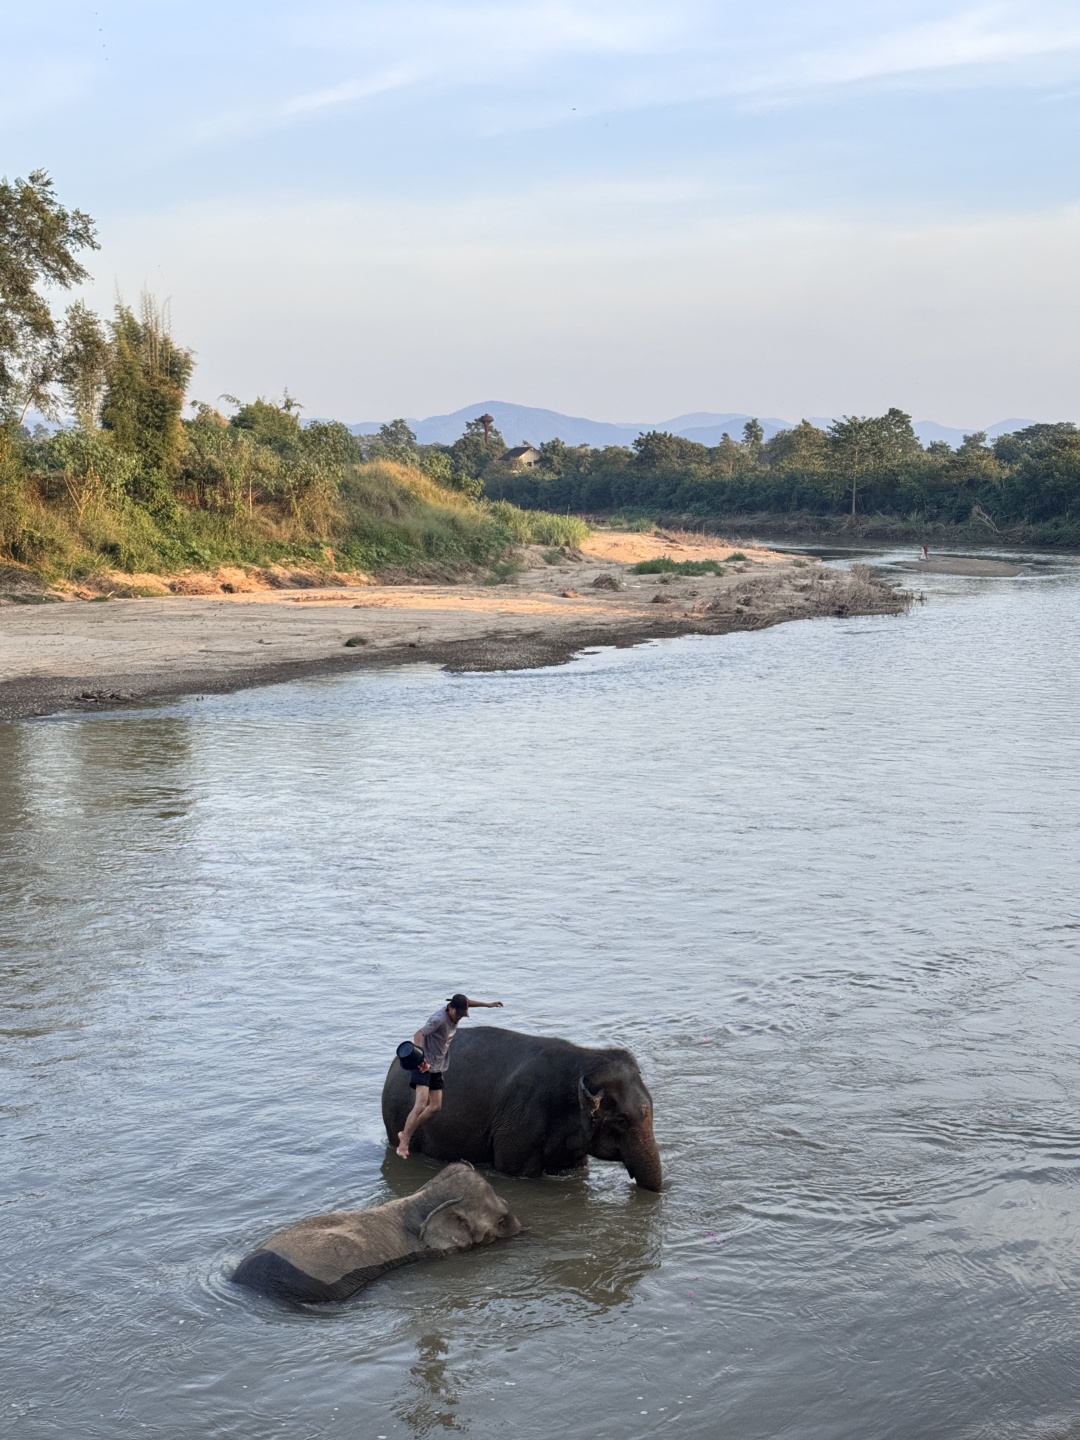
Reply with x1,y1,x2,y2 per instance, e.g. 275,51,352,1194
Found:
3,551,1080,1440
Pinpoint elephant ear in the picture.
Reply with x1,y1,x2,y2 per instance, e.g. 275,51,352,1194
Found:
579,1077,603,1120
419,1197,472,1253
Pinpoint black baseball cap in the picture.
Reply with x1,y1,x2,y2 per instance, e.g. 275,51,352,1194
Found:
448,993,470,1016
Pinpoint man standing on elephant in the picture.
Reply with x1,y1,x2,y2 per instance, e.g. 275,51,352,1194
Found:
395,993,504,1160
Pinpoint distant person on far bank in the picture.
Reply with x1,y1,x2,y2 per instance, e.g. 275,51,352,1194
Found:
922,544,930,561
395,993,504,1160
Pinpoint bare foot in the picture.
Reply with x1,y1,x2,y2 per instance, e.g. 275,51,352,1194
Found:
395,1132,410,1159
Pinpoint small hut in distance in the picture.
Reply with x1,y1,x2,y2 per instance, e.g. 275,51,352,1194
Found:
503,444,541,470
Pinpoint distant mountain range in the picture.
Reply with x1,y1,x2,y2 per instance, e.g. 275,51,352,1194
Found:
340,401,1038,451
20,400,1041,450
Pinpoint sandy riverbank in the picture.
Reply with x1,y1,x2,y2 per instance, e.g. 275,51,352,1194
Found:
0,532,911,720
895,556,1023,576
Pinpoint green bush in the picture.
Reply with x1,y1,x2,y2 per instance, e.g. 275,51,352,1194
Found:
524,510,589,547
611,512,655,532
483,557,524,586
484,499,588,547
631,556,724,576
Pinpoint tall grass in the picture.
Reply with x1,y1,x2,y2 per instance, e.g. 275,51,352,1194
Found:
334,462,511,573
484,499,589,548
0,443,589,584
631,556,725,576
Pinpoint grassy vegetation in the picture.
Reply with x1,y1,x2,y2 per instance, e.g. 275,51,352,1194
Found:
0,421,584,587
482,557,525,586
483,500,589,548
608,511,656,532
631,556,726,576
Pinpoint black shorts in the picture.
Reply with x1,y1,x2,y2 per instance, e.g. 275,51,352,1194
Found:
409,1070,444,1091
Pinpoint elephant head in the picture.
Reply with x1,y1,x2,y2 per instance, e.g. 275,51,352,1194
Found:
579,1053,662,1191
418,1165,523,1252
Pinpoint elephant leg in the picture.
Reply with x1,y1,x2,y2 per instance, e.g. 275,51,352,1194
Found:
492,1127,545,1178
506,1148,544,1178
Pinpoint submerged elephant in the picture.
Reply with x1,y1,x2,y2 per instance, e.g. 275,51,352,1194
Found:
231,1162,521,1304
381,1027,662,1191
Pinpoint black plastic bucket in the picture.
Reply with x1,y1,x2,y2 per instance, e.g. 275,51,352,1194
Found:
396,1041,425,1071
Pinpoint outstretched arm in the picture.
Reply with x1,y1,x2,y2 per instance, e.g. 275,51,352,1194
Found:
468,999,504,1009
412,1029,430,1071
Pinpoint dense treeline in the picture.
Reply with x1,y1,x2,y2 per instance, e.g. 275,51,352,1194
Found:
5,170,1078,575
485,413,1080,542
0,172,581,582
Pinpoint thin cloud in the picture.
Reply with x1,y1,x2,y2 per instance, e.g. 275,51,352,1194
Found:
294,0,679,64
279,68,421,118
480,2,1080,128
303,1,1080,135
735,4,1080,98
186,65,421,143
136,0,1080,153
293,1,1080,93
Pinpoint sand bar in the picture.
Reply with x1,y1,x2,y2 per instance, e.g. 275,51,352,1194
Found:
0,533,909,720
896,556,1023,576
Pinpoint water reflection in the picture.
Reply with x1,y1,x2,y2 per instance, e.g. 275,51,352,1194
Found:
0,717,201,1049
378,1150,661,1316
394,1332,467,1437
8,715,194,824
0,725,30,843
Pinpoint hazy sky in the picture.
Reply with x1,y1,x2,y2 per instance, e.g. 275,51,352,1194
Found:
8,1,1080,424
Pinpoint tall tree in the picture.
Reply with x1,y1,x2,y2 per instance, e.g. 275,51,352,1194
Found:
632,430,710,472
100,295,193,503
0,170,98,419
828,416,877,516
765,420,829,472
742,418,764,457
709,431,745,477
828,409,921,515
365,418,418,464
378,418,417,450
537,437,568,475
873,407,921,466
58,301,108,428
449,417,506,491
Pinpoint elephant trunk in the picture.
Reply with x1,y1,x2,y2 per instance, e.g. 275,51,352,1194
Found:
620,1118,662,1191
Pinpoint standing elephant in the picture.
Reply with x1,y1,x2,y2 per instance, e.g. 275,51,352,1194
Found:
382,1027,662,1191
232,1163,521,1304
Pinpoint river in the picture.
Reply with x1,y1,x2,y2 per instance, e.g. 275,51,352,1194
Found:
3,550,1080,1440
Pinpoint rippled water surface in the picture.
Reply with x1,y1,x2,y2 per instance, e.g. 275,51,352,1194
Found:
4,553,1080,1440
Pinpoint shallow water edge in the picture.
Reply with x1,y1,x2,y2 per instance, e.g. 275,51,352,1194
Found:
0,563,909,722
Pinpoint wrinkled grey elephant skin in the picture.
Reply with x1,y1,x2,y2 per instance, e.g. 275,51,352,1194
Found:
382,1027,663,1191
232,1163,521,1304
